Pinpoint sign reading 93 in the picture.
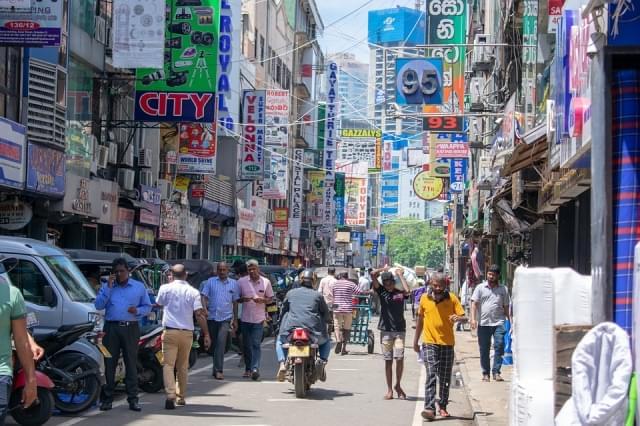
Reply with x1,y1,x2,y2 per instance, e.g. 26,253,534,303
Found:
395,58,444,106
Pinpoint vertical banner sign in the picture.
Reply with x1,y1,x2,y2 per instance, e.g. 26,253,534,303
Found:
240,90,266,180
112,0,165,69
262,149,288,199
548,0,564,33
323,62,339,230
178,123,217,173
522,0,538,130
307,171,325,224
334,173,345,227
449,159,467,192
217,0,239,134
382,140,392,171
135,0,219,122
265,90,290,147
424,0,467,115
345,177,368,226
289,149,303,238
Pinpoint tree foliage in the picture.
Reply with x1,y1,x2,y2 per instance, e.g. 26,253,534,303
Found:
382,219,445,269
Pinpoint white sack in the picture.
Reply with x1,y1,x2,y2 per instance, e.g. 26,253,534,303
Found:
552,268,592,326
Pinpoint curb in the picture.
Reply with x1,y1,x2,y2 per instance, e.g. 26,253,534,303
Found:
455,348,493,426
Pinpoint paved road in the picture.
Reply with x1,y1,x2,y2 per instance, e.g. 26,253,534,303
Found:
13,315,473,426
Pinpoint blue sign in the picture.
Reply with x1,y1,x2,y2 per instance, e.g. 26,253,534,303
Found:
218,0,235,131
396,58,444,106
608,0,640,46
450,159,467,193
380,234,386,245
26,143,65,196
368,7,426,46
554,9,577,144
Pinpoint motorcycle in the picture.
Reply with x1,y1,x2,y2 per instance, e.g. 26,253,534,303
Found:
9,356,56,426
111,324,164,393
33,322,102,414
283,327,324,398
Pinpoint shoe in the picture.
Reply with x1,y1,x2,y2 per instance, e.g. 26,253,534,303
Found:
243,370,251,378
99,402,112,411
421,409,436,421
214,372,224,380
277,363,287,382
316,359,327,382
129,401,142,412
493,373,504,382
165,399,176,410
482,374,490,382
176,399,186,406
334,341,342,354
251,369,260,381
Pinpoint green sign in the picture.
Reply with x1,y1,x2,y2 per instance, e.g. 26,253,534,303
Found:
135,0,220,122
317,103,326,151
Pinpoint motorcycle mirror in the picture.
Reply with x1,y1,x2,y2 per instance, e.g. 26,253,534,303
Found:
43,285,56,307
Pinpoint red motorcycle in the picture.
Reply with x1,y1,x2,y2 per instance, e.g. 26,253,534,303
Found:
9,364,55,426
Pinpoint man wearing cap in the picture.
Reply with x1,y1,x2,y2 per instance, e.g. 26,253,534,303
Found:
470,264,511,382
156,264,211,409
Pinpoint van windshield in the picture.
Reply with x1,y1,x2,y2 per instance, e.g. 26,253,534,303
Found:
45,256,96,303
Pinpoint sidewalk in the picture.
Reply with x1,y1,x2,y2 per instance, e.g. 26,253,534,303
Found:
454,329,511,426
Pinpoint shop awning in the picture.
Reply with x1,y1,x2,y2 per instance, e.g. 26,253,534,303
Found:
501,125,548,177
495,199,530,233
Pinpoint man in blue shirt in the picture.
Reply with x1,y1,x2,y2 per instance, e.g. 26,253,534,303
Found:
95,257,152,412
201,262,239,380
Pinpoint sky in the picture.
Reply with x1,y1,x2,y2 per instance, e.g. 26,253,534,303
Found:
316,0,418,63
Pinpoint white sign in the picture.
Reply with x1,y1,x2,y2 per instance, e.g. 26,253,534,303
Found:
0,200,32,230
289,149,303,238
323,62,339,227
112,0,165,69
0,0,30,10
262,148,288,199
265,89,289,148
0,117,25,190
240,90,266,180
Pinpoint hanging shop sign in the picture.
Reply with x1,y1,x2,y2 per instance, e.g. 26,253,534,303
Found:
323,61,339,228
338,128,380,170
0,117,25,190
178,123,217,174
395,58,444,105
382,139,392,172
133,225,155,246
262,148,288,199
237,207,255,231
65,125,94,176
158,201,181,241
60,175,101,218
217,0,239,134
0,0,63,47
134,0,220,122
554,9,577,147
450,159,468,192
423,115,465,132
112,0,165,69
26,143,64,197
174,175,190,193
345,177,368,227
307,170,325,224
265,89,290,148
0,200,32,230
96,180,120,226
139,185,161,226
289,148,303,238
334,172,345,227
240,89,266,180
112,208,135,243
548,0,564,33
274,207,288,231
414,171,444,201
250,196,268,234
435,141,469,158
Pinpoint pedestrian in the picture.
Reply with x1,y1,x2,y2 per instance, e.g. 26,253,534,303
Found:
470,264,511,382
358,268,371,292
95,257,152,412
155,264,211,409
330,271,363,355
370,267,411,400
238,260,274,380
234,263,249,369
0,273,38,425
317,267,337,307
414,272,466,420
412,278,427,320
201,262,240,380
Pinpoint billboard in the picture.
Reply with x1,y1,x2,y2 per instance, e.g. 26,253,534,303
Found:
26,143,64,196
0,0,63,46
265,89,289,147
367,7,426,46
240,90,266,180
338,128,381,170
289,149,303,238
134,0,219,122
0,117,25,190
307,171,325,224
323,62,339,230
345,177,368,227
395,58,444,105
262,148,288,199
112,0,165,69
178,123,217,174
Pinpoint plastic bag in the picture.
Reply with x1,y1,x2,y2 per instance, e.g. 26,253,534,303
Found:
389,264,419,290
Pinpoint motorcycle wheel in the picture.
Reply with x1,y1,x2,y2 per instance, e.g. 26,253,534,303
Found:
49,352,100,414
10,388,55,426
139,360,163,393
293,362,306,398
188,348,198,369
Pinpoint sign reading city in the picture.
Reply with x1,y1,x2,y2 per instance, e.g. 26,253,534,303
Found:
135,0,219,122
395,58,444,105
413,171,444,201
240,90,266,180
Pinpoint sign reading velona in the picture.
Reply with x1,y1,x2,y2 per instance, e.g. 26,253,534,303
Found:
340,129,383,138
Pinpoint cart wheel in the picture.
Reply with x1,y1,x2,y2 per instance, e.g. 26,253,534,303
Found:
367,330,375,354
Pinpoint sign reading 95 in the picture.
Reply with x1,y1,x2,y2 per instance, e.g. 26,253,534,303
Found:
395,58,444,106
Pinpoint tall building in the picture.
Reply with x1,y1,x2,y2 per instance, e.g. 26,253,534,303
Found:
329,53,370,129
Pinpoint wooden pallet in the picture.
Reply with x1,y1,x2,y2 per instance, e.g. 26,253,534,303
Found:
554,325,592,414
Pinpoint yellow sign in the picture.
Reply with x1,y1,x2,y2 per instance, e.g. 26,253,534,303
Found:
340,129,382,138
174,176,190,193
413,171,444,201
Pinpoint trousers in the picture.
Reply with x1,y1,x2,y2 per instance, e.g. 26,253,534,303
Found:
423,344,454,411
162,329,193,400
102,322,140,404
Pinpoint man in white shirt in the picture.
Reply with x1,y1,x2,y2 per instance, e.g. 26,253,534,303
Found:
358,269,372,292
317,267,337,306
156,264,211,409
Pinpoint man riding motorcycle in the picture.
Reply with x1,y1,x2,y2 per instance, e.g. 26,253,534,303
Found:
276,270,331,382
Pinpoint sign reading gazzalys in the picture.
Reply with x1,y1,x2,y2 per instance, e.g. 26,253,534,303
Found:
134,0,220,122
240,90,266,180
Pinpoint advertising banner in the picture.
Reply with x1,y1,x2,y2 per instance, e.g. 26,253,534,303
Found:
548,0,564,33
450,159,467,192
0,117,25,190
159,201,181,241
139,185,161,226
265,89,289,147
289,148,303,238
262,148,288,199
113,208,135,243
26,143,64,196
323,62,339,229
237,207,256,232
274,207,288,231
334,173,345,227
178,123,217,174
395,58,444,105
382,139,392,172
414,171,444,201
112,0,165,69
435,141,469,158
367,7,426,46
338,128,381,170
424,0,467,114
0,0,63,46
307,170,325,224
240,89,266,180
133,225,155,246
217,0,240,135
134,0,219,122
345,177,367,227
250,196,267,234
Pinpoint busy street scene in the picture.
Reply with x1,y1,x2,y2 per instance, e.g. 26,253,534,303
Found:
0,0,638,425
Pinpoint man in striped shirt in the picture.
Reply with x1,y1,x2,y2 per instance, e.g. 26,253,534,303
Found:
201,262,240,380
331,272,363,355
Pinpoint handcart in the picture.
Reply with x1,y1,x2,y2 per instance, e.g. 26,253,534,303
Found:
348,294,375,354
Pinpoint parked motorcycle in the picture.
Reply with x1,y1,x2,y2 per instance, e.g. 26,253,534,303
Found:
283,327,324,398
111,324,164,393
34,322,102,414
9,358,56,426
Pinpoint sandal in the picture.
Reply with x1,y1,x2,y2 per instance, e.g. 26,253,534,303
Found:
384,391,394,400
439,408,451,417
394,385,407,400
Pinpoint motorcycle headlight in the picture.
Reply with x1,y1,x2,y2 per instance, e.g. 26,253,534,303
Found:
89,312,104,331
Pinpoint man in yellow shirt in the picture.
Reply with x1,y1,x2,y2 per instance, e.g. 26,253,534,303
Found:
413,272,466,420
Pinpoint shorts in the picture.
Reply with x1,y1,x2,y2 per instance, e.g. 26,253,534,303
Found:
333,312,353,330
380,331,406,361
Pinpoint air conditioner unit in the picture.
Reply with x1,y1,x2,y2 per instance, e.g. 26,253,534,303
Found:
117,169,135,191
303,179,311,192
94,16,108,45
97,146,109,169
158,179,172,199
138,148,152,168
108,142,118,164
139,170,154,187
472,34,494,70
121,144,134,167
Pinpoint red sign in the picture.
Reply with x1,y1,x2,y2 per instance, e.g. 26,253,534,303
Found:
423,116,465,132
435,142,469,158
274,207,288,230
